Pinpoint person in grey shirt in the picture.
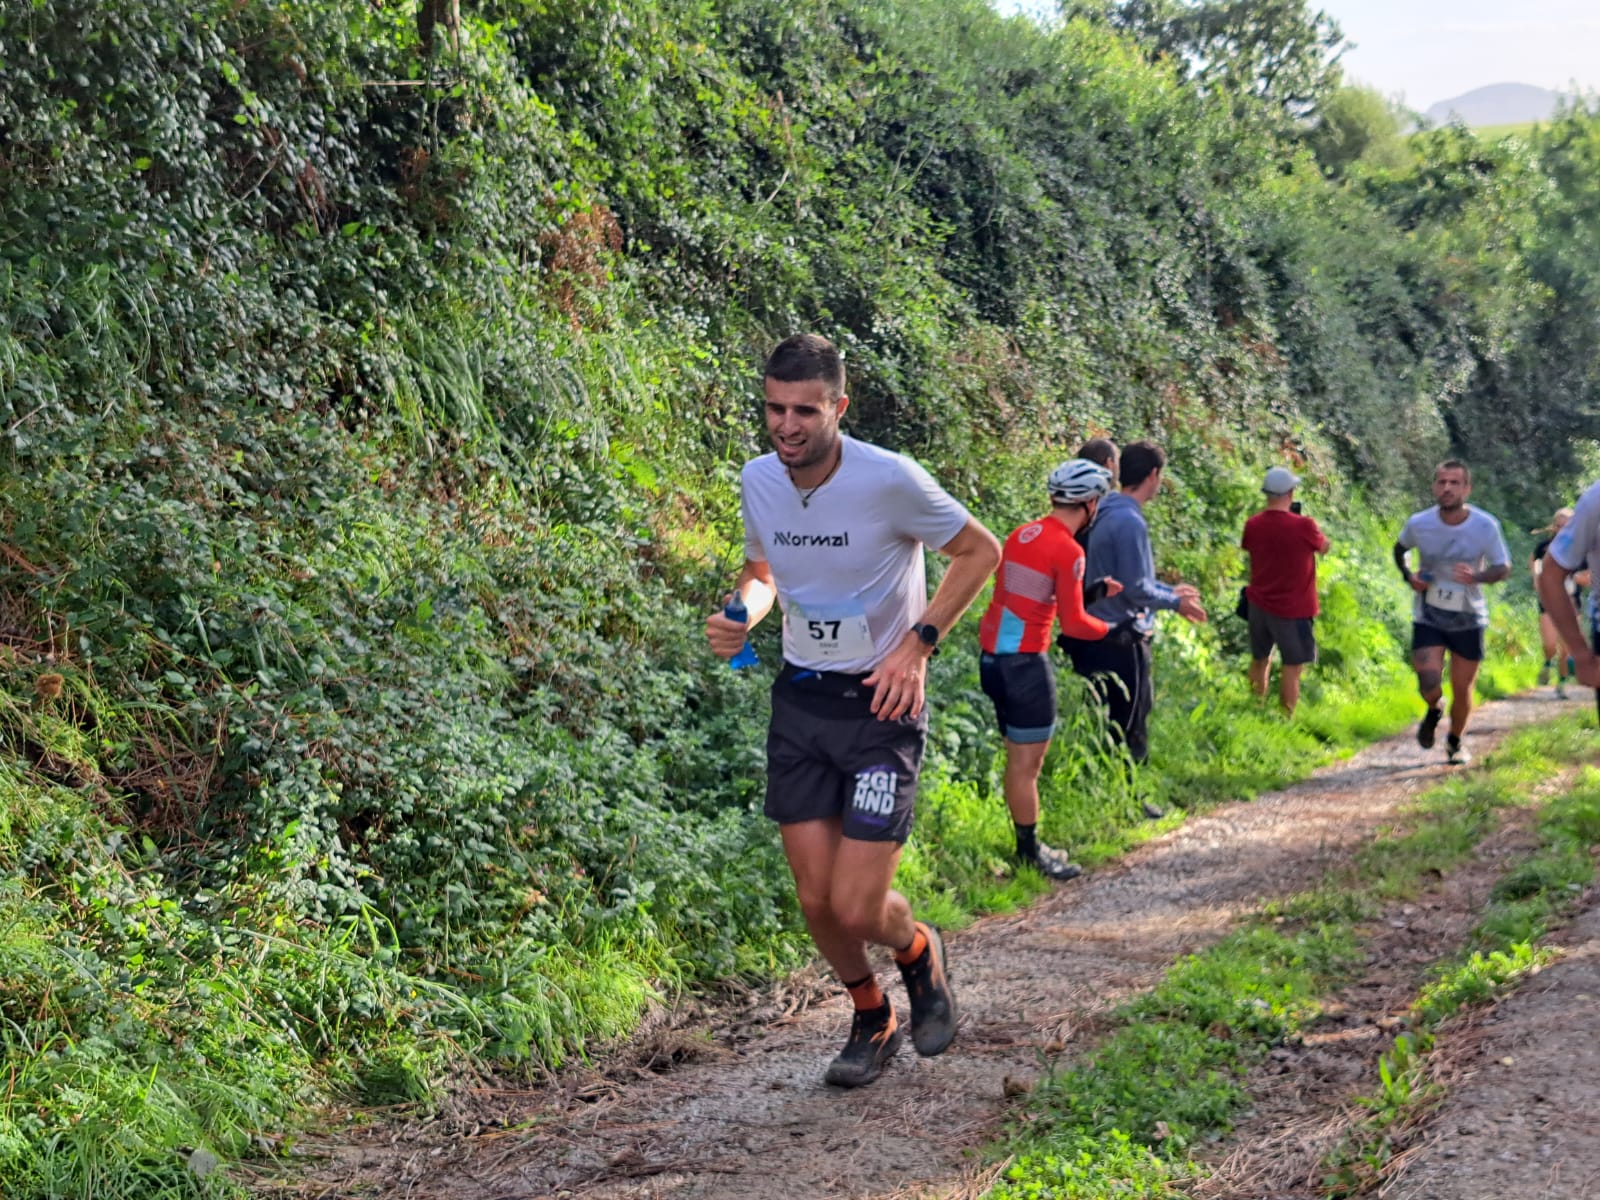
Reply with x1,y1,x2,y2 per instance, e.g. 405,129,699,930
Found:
1393,460,1511,765
1538,477,1600,714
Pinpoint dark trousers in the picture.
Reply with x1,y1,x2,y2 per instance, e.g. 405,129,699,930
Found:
1592,626,1599,723
1065,635,1154,764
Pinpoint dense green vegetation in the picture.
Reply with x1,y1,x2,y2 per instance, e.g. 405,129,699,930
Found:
0,0,1595,1194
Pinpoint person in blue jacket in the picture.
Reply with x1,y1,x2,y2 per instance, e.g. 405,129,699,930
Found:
1058,440,1207,773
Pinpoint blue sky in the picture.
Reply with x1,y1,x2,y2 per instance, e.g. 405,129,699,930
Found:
994,0,1600,110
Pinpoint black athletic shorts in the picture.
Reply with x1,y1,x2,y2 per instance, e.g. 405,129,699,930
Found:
1247,601,1317,666
978,651,1057,743
764,662,927,844
1412,622,1485,662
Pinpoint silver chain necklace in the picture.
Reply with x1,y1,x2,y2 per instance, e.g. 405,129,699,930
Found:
790,452,842,508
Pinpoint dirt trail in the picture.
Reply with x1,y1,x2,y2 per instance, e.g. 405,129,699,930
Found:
1191,878,1600,1200
1387,896,1600,1200
272,692,1579,1200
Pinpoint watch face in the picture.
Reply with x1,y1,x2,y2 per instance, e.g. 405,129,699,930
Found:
918,623,939,645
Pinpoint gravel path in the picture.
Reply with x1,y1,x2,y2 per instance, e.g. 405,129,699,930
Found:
273,691,1581,1200
1387,895,1600,1200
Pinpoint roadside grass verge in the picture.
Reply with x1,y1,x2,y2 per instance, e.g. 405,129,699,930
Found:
1320,741,1600,1196
986,713,1596,1200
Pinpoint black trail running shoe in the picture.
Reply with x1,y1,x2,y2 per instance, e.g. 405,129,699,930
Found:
1417,705,1444,750
823,1002,901,1088
1019,842,1082,881
898,923,957,1057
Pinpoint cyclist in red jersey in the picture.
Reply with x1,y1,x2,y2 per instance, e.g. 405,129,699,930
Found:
978,459,1122,879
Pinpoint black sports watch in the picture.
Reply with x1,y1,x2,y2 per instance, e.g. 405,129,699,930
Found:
912,621,940,656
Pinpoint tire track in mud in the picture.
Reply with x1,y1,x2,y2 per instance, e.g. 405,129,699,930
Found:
272,692,1580,1200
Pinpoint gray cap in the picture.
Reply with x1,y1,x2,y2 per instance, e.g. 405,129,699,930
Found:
1263,466,1302,495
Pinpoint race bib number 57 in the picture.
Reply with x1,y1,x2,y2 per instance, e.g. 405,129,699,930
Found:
787,603,875,662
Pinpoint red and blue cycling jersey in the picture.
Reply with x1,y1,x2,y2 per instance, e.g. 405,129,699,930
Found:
979,517,1109,654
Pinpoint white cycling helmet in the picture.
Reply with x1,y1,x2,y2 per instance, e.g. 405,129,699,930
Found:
1047,458,1113,505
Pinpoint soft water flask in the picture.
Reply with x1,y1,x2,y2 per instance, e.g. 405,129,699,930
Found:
724,594,760,670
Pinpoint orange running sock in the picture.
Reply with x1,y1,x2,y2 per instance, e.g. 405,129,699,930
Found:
843,975,885,1011
893,924,928,966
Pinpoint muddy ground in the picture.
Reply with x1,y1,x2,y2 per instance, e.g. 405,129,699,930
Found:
263,691,1593,1200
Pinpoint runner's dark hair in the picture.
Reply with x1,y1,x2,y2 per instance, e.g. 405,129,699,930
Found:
1119,440,1167,489
764,334,845,399
1077,438,1118,471
1435,458,1471,485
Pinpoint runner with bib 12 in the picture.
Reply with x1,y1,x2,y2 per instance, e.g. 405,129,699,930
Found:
1393,460,1511,765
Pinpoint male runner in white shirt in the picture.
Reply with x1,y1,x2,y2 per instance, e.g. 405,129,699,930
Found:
705,334,999,1087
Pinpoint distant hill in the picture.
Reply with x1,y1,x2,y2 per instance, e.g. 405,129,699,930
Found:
1425,83,1570,128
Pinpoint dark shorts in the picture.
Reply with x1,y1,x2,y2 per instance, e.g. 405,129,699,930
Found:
764,662,927,844
979,651,1057,743
1412,622,1486,662
1247,602,1317,666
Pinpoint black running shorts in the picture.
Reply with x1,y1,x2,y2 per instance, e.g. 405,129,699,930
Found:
978,651,1057,743
764,662,927,844
1411,622,1485,662
1246,602,1317,667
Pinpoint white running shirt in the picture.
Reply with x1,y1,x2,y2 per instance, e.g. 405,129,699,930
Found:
1397,505,1511,631
1549,480,1600,579
741,436,971,673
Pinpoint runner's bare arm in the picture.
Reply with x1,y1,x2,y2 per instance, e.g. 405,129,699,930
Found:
705,559,777,660
925,517,1003,634
1452,562,1509,585
864,517,1001,721
1538,558,1597,686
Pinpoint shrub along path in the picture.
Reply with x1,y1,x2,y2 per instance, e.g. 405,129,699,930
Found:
265,691,1581,1200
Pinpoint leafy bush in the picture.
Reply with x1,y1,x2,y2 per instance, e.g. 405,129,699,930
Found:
0,0,1584,1194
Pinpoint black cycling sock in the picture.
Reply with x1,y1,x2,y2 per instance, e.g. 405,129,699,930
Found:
1014,822,1038,857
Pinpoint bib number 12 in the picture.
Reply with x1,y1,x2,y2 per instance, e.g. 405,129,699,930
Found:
1426,580,1470,613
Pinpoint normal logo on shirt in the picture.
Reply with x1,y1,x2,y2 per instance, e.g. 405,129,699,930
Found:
852,765,899,822
1018,523,1043,544
773,530,851,548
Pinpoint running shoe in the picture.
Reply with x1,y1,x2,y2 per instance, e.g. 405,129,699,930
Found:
1018,842,1082,881
823,1003,901,1088
1556,681,1568,700
1416,705,1444,750
898,923,957,1057
1537,662,1551,687
1446,736,1470,766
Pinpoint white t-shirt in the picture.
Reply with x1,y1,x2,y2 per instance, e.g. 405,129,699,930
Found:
741,435,971,673
1398,505,1511,630
1550,481,1600,631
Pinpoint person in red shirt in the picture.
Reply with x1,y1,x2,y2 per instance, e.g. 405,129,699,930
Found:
978,459,1122,879
1241,467,1330,714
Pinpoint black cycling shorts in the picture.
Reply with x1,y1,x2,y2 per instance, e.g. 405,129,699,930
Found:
764,662,927,844
978,651,1057,744
1412,622,1486,663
